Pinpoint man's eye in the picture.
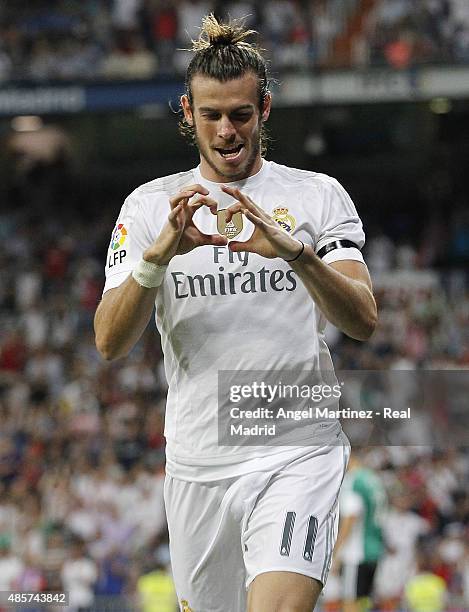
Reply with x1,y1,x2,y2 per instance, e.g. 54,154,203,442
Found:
232,114,251,121
203,114,219,120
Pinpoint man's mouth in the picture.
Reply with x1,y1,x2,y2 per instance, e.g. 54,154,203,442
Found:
215,144,244,160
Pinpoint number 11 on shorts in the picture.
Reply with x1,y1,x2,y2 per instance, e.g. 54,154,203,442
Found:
280,512,318,561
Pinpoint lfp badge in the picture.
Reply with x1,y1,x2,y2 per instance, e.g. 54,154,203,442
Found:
272,207,296,233
111,223,128,250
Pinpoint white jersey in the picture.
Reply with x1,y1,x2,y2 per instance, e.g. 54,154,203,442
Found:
103,160,365,481
338,486,365,565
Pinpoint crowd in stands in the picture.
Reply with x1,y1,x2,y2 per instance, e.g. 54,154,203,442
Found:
358,0,469,68
0,152,468,610
1,0,469,83
1,25,469,600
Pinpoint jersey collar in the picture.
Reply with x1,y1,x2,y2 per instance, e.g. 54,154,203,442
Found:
194,159,270,190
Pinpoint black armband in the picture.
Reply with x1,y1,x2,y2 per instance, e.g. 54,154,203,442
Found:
316,240,360,259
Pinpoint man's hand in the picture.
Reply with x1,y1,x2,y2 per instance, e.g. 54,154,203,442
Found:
222,186,302,260
143,184,227,265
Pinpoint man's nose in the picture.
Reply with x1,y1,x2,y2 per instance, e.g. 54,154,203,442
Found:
217,117,236,139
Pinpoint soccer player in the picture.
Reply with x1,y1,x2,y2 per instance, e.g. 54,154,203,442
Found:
329,452,387,612
94,14,377,612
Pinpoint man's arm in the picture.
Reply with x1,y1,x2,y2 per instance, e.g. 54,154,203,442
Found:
333,514,358,558
94,186,226,361
289,255,376,341
94,279,158,361
222,186,377,341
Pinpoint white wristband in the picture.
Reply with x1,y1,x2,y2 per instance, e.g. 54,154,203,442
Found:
132,259,167,288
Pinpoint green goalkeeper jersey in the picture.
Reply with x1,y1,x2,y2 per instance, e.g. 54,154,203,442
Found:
341,466,387,563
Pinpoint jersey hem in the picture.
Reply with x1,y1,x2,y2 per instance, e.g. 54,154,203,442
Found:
165,426,344,482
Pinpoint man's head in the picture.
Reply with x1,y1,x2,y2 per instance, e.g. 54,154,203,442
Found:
180,14,271,182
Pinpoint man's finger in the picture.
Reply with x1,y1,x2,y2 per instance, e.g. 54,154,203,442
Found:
222,186,268,222
228,237,256,253
169,190,196,209
221,185,251,206
189,196,218,216
169,184,209,209
168,202,183,222
224,202,244,222
182,184,210,196
168,201,188,230
197,232,228,247
242,207,265,227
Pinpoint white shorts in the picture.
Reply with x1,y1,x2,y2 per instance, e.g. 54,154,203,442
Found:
164,437,350,612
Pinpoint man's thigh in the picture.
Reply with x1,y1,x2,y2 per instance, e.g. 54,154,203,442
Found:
247,571,322,612
244,442,350,610
164,475,247,612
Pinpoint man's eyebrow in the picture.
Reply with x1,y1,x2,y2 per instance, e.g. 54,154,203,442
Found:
198,104,255,112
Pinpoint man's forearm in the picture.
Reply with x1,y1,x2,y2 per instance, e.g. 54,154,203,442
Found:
94,275,158,361
290,246,377,341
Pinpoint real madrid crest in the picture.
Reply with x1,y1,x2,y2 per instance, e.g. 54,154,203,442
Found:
180,600,193,612
272,207,296,233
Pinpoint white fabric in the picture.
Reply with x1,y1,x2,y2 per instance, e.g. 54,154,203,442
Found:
165,440,349,612
342,561,359,600
103,160,365,481
0,556,24,589
338,478,365,564
132,258,167,288
341,489,364,517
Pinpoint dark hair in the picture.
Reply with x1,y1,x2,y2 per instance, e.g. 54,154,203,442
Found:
179,14,270,154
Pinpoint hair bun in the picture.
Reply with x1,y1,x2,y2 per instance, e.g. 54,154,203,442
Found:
191,13,256,51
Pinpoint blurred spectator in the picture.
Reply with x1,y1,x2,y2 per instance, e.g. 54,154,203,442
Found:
137,562,177,612
150,2,178,73
404,549,448,612
61,538,98,612
100,34,157,79
328,451,387,611
178,0,214,44
1,0,469,80
374,489,430,608
111,0,144,34
0,535,23,589
0,45,12,81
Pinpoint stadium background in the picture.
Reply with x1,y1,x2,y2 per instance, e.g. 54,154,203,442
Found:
0,1,468,611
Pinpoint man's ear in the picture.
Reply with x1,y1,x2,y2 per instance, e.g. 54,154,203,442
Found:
181,95,193,126
261,91,272,122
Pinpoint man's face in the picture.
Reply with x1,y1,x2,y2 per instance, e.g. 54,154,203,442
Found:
181,72,271,182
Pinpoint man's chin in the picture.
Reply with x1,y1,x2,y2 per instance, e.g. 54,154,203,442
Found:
217,166,247,180
210,155,256,181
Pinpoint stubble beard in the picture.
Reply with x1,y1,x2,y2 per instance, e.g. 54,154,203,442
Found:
194,120,262,182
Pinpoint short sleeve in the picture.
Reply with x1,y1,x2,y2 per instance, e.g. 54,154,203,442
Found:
316,177,365,265
102,192,156,294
